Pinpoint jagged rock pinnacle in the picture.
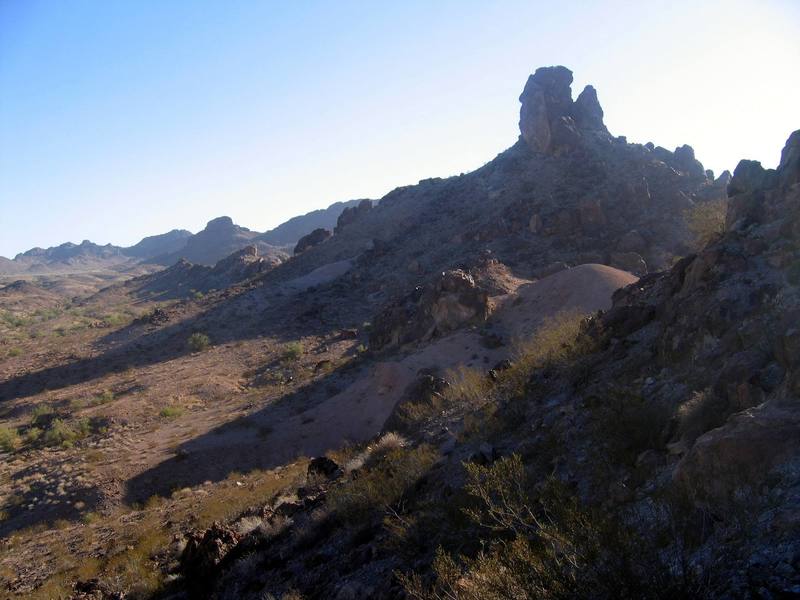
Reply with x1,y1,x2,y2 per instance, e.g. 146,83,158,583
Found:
519,66,607,154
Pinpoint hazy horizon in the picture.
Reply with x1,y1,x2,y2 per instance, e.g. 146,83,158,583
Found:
1,0,798,258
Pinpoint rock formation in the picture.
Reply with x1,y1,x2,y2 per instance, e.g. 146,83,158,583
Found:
334,199,373,234
518,66,608,155
294,228,331,254
370,268,491,351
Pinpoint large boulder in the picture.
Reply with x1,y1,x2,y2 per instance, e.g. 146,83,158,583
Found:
369,269,491,351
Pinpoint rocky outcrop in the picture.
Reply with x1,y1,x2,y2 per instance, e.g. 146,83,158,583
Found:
180,522,241,586
518,66,608,155
335,199,373,234
125,245,279,300
369,269,491,351
294,228,331,254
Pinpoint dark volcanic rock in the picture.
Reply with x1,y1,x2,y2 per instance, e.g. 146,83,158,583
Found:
294,228,331,254
370,269,491,351
335,199,373,234
518,66,609,155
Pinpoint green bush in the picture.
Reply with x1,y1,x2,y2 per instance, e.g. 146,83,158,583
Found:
0,426,21,453
327,444,438,524
282,341,304,362
685,198,727,250
187,332,211,352
400,454,712,599
160,406,184,419
42,418,91,448
7,347,22,358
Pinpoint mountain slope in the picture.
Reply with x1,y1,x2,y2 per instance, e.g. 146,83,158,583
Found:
185,129,800,600
257,199,364,247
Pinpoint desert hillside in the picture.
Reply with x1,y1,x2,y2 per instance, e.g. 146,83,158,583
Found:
0,63,797,600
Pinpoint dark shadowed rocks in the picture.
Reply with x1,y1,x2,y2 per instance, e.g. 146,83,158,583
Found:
369,269,491,351
335,199,373,234
518,66,608,155
294,228,331,254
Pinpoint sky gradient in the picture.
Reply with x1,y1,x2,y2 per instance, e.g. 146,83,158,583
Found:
1,0,798,258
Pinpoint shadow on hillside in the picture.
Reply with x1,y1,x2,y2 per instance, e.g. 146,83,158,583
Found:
124,357,369,503
0,343,370,538
0,281,367,403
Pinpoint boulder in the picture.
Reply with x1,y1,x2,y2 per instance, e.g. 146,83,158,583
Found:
180,522,241,582
370,269,491,351
673,144,706,179
307,456,340,480
673,403,800,510
294,228,331,254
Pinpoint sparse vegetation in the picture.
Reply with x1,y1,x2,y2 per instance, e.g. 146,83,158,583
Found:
283,341,304,362
187,332,211,352
0,426,21,453
400,454,712,599
159,406,185,419
327,443,438,524
501,310,592,396
685,198,727,249
42,417,92,448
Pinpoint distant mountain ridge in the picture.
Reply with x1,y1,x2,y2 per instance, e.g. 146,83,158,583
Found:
257,199,363,247
0,200,360,276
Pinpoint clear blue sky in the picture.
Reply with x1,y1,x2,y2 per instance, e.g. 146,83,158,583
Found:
1,0,798,258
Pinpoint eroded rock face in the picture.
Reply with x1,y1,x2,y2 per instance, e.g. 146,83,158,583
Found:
593,129,800,534
294,228,331,254
518,66,608,155
369,269,491,351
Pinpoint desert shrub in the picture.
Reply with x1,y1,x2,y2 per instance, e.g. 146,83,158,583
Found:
193,290,205,300
501,310,593,397
41,417,92,448
1,311,28,328
187,332,211,352
283,341,304,362
685,198,727,250
442,366,491,407
674,388,727,448
103,313,126,327
327,444,438,524
160,406,184,419
0,426,21,453
94,389,115,405
24,427,42,444
7,347,21,358
400,454,711,600
30,404,54,426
